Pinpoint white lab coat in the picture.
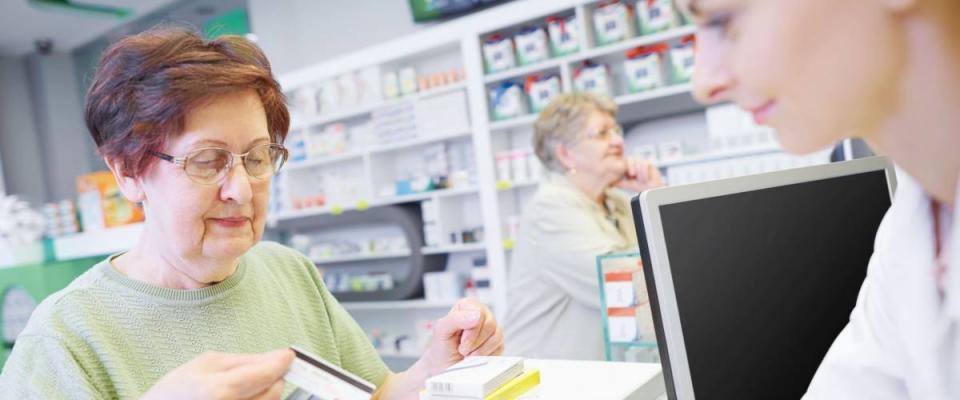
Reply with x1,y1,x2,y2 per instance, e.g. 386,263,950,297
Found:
805,172,959,399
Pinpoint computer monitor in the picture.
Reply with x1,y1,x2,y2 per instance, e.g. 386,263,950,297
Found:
632,156,896,400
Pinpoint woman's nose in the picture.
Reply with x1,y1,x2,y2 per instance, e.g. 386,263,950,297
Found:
691,35,736,104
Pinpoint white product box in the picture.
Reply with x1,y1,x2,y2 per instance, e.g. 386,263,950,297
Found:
593,1,636,46
416,90,471,135
510,149,530,182
495,152,512,182
546,15,580,56
514,26,549,65
623,51,663,93
608,308,640,342
423,271,464,302
574,63,613,97
399,67,418,96
382,71,400,99
636,0,678,35
489,82,528,120
669,37,696,84
482,35,516,73
526,74,562,113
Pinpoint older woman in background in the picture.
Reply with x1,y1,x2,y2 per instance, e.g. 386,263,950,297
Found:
0,28,501,399
503,93,663,360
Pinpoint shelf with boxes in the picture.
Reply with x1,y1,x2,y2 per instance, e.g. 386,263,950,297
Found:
482,0,697,126
421,242,487,255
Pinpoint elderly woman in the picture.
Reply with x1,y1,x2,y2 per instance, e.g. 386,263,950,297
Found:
678,0,959,398
0,29,502,399
503,93,663,360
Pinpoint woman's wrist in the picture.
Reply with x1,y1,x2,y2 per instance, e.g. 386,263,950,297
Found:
374,356,432,400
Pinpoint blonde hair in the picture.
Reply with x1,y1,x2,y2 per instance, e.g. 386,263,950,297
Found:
533,92,618,172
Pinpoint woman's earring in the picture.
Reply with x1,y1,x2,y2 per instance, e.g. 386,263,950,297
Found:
567,167,577,176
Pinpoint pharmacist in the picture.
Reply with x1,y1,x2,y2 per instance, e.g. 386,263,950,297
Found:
0,28,502,399
503,93,663,360
679,0,960,398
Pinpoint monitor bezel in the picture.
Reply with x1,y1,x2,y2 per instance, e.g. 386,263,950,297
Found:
634,156,897,399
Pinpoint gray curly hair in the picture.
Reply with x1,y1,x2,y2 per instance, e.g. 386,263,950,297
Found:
533,92,618,172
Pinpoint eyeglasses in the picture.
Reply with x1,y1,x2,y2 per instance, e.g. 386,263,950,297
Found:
583,125,624,142
150,143,289,185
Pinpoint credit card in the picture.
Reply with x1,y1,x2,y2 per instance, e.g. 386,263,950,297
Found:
284,346,376,400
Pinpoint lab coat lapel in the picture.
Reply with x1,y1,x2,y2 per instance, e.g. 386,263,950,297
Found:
886,175,947,397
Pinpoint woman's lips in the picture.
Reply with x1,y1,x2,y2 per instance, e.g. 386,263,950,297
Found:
209,217,249,228
748,100,777,125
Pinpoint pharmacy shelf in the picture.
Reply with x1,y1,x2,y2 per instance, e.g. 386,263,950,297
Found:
52,223,144,261
292,102,381,130
656,145,782,168
613,83,693,108
273,186,480,223
341,299,457,311
486,83,694,133
572,25,697,63
380,82,468,108
285,150,365,172
311,251,412,265
481,25,696,85
290,83,469,130
369,128,472,154
421,242,487,255
483,59,563,84
434,186,479,198
495,179,539,191
489,114,538,131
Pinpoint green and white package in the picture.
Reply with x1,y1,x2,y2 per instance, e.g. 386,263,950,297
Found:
637,0,678,35
593,1,636,46
546,15,580,56
514,26,549,66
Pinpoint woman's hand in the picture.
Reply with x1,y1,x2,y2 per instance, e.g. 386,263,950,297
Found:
423,298,503,376
615,158,664,192
141,349,294,400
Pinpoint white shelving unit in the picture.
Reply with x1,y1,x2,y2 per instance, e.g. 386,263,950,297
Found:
421,242,487,255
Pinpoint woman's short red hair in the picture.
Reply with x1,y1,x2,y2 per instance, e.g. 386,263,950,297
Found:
84,27,289,177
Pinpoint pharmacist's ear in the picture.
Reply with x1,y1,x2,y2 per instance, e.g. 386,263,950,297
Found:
104,157,145,203
554,142,576,173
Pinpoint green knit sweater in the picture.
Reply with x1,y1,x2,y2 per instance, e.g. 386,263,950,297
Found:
0,241,389,399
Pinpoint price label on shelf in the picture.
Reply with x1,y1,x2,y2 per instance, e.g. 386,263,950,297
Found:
356,200,370,211
495,180,513,191
330,205,344,215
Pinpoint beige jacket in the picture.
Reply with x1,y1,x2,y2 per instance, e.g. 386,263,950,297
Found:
503,172,638,360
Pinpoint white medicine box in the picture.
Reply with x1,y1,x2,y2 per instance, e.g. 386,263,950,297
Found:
593,1,636,46
514,26,549,66
482,35,516,74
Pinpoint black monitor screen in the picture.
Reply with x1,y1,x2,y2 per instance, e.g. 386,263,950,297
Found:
657,170,891,399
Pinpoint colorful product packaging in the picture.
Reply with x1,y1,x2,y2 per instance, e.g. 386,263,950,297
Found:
525,74,562,113
636,0,679,35
482,34,517,74
624,43,668,93
574,61,613,98
514,26,550,66
76,171,144,231
546,15,580,56
593,0,636,46
670,35,696,84
489,81,528,120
